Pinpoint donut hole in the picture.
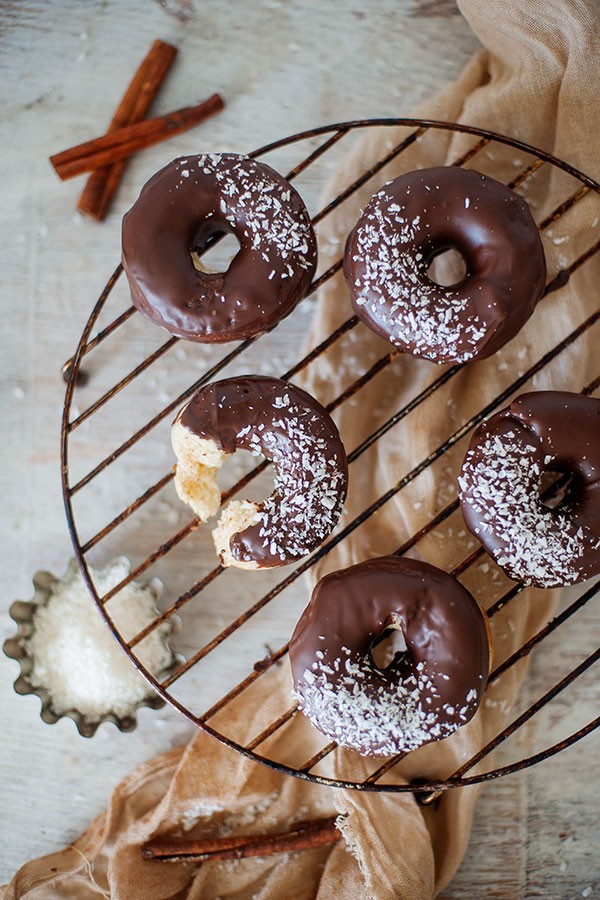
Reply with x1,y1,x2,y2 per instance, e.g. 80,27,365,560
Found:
370,625,407,671
191,231,241,276
538,468,575,509
218,449,276,503
426,247,468,288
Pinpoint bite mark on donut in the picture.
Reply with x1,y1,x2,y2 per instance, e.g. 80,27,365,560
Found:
171,422,224,521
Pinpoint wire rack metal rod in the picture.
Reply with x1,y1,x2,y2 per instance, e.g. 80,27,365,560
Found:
311,127,425,226
264,127,350,177
63,264,127,369
538,185,591,231
69,335,257,492
450,137,490,167
80,471,176,554
507,157,546,189
486,583,526,619
299,743,338,774
443,713,600,789
245,703,300,752
420,647,600,794
70,336,179,430
489,580,599,683
366,689,600,794
249,118,600,191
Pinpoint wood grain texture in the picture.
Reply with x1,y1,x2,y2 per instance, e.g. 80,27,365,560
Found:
0,1,598,895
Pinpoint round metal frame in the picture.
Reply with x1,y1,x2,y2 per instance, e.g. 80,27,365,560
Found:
61,119,600,796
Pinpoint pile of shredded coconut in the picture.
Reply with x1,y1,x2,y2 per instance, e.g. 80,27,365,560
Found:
350,185,487,362
458,428,597,586
237,391,346,560
26,559,173,721
295,647,477,757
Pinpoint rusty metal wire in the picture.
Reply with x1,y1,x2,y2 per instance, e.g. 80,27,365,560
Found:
61,119,600,792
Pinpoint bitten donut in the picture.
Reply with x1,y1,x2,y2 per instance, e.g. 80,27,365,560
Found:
122,154,317,342
171,376,348,569
459,391,600,587
289,556,491,757
344,166,546,363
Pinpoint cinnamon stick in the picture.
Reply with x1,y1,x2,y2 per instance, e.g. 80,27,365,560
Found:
141,816,341,863
50,94,225,181
77,39,178,221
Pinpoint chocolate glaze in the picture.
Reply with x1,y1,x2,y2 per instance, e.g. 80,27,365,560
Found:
122,154,317,343
289,556,490,756
459,391,600,587
344,167,546,364
176,376,348,567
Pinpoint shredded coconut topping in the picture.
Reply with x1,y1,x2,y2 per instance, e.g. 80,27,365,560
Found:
294,648,474,756
350,185,486,362
459,428,598,586
236,390,346,561
175,154,314,276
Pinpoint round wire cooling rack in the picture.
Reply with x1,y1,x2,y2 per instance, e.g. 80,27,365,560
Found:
61,119,600,797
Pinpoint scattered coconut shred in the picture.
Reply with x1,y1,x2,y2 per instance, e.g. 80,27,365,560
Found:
26,559,173,721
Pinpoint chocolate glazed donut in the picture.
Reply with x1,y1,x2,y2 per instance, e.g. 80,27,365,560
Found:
344,167,546,364
289,556,490,757
459,391,600,587
171,376,348,569
122,154,317,342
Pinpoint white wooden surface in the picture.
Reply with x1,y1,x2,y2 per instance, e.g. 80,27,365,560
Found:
0,1,598,895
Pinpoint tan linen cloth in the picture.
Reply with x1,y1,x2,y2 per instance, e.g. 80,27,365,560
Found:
4,0,599,896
